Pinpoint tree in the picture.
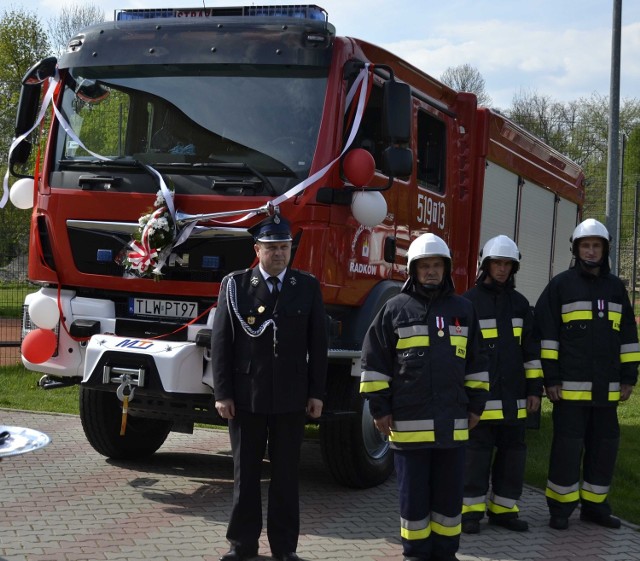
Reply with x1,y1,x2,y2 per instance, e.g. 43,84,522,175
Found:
440,63,492,107
47,3,105,59
0,7,50,267
505,88,640,285
0,7,50,163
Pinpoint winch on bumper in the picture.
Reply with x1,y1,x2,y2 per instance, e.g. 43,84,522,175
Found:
82,334,217,426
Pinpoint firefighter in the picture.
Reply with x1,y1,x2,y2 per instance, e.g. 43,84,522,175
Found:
534,218,640,530
461,235,542,534
360,233,489,561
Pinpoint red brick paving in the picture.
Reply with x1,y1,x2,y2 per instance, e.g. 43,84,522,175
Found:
1,409,640,561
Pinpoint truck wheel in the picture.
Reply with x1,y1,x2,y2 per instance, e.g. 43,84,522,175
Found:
79,386,172,459
320,369,393,488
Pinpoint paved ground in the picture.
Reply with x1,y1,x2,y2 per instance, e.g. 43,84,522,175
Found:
1,409,639,561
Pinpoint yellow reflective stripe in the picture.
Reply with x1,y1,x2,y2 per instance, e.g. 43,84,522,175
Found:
562,310,593,322
608,390,620,401
562,390,592,400
512,326,522,342
481,328,498,339
431,520,461,537
461,503,485,514
526,368,543,379
396,335,430,349
453,428,468,441
401,525,431,540
450,335,467,359
480,409,504,421
580,488,607,503
487,501,519,515
517,409,527,419
450,335,466,347
608,311,621,331
621,351,640,363
390,430,436,443
546,487,580,503
541,349,558,360
465,379,490,391
359,381,389,393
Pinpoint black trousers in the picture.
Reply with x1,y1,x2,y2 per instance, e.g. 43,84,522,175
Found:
463,422,527,521
227,409,306,556
395,447,465,559
546,402,620,518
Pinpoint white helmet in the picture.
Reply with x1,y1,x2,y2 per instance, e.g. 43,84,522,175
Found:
570,218,611,271
407,233,451,269
570,218,610,248
480,235,520,270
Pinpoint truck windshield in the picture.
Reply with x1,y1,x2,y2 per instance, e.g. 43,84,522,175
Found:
56,65,328,192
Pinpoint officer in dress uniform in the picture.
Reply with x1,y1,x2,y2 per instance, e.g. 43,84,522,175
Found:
208,214,328,561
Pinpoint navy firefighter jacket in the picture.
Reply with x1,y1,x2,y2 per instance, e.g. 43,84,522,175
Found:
360,286,489,450
463,281,543,423
534,266,640,405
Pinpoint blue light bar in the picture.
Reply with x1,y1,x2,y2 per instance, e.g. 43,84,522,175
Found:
115,5,328,22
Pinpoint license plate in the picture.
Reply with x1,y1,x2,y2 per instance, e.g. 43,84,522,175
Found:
129,298,198,319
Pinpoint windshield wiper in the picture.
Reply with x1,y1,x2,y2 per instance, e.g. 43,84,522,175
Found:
155,161,277,195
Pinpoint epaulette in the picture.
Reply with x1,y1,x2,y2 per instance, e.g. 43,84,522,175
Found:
292,268,316,280
223,269,252,283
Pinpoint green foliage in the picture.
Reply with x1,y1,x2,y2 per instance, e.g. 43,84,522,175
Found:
525,393,640,524
0,7,50,162
0,365,79,414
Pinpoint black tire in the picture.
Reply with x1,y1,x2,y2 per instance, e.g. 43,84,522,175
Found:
79,386,172,459
320,367,393,488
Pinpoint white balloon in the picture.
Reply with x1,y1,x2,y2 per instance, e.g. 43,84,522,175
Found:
351,190,388,227
28,295,60,330
9,178,35,210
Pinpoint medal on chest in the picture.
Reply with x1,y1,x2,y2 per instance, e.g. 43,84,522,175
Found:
597,299,605,318
436,316,445,337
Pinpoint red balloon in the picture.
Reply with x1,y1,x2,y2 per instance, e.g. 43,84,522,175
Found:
343,148,375,187
21,329,57,364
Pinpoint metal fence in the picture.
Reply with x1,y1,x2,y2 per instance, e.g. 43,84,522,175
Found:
0,253,30,366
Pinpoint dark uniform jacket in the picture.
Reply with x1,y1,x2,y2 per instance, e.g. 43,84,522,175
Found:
360,285,489,450
464,281,543,423
534,266,640,405
209,266,328,414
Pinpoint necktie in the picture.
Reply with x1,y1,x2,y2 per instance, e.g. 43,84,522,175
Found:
268,276,280,299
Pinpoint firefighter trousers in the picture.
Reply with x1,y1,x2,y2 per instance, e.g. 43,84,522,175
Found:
462,422,526,521
394,447,465,560
546,402,620,519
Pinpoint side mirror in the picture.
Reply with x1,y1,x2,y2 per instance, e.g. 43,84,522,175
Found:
22,56,57,86
382,146,412,179
11,84,42,167
382,80,411,143
11,57,57,170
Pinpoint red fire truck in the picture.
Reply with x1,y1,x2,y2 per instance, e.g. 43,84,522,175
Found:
9,4,584,488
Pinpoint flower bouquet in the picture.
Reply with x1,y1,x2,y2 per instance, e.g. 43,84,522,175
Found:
122,190,176,280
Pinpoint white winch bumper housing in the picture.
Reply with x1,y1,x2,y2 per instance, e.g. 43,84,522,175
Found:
84,334,212,395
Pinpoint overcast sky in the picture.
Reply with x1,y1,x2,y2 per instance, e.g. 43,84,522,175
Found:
20,0,640,109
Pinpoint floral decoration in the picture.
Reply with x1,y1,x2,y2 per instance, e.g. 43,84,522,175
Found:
122,189,176,280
